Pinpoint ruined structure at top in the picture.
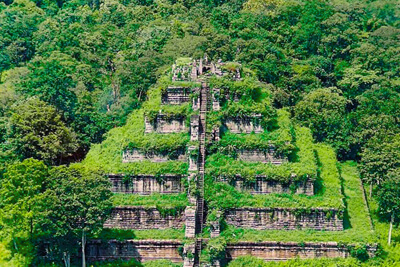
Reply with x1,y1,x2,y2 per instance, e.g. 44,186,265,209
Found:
172,56,241,82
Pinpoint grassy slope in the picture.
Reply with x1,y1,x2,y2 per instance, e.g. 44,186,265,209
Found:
112,193,189,208
206,137,342,210
227,162,400,266
81,81,190,175
219,161,375,244
95,228,185,241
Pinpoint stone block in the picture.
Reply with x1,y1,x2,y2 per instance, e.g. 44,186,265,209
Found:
144,115,187,134
108,174,183,194
237,149,284,164
227,176,314,196
224,116,263,134
87,240,183,263
162,86,191,105
224,208,343,231
185,207,196,238
122,149,186,163
104,206,185,230
190,115,199,141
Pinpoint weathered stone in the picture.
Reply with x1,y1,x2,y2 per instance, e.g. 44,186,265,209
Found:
212,88,220,111
224,116,263,134
192,96,200,111
185,207,196,238
188,146,198,171
225,176,314,196
190,115,199,141
122,149,186,163
108,174,183,194
104,206,185,230
162,86,191,105
183,243,195,267
237,149,285,164
209,211,221,238
144,115,187,134
224,208,343,231
87,240,183,263
86,240,377,263
225,242,377,261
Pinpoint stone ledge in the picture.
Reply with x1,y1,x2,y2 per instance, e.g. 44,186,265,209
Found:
108,174,183,194
86,239,377,263
104,206,185,230
223,176,314,196
237,149,285,164
87,239,183,263
225,241,377,261
224,115,263,134
225,207,343,231
145,115,187,134
122,149,186,163
161,86,193,105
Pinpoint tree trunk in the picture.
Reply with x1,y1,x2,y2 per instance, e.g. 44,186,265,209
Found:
388,213,394,245
82,230,86,267
63,251,70,267
369,182,372,198
12,237,18,252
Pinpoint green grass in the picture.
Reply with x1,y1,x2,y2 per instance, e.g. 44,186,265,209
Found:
227,256,361,267
112,193,189,208
205,132,343,210
206,126,316,184
89,258,182,267
94,228,185,241
217,161,375,244
226,163,400,265
81,82,191,175
213,109,296,159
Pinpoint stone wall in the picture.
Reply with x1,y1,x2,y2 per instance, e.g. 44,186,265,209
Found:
225,242,377,261
227,177,314,195
108,174,183,194
190,115,199,141
122,149,186,163
237,149,285,164
87,240,183,263
162,86,192,105
224,208,343,231
104,206,185,230
87,240,377,263
144,115,187,134
185,207,196,238
224,116,263,134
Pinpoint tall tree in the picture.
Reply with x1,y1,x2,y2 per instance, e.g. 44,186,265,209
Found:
43,165,112,267
360,134,400,197
377,170,400,245
0,159,49,264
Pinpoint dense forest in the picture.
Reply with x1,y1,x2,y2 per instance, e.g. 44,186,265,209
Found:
0,0,400,266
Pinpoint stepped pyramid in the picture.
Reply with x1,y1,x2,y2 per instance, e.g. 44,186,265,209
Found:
82,56,376,266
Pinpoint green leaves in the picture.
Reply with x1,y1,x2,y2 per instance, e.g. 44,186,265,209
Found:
7,98,78,164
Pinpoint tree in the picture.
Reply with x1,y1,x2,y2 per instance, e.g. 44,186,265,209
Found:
0,0,45,72
294,88,352,157
0,159,49,264
18,52,80,117
360,134,400,197
377,169,400,245
7,98,78,164
43,165,112,267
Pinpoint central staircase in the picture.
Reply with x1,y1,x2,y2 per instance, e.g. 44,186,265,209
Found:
194,83,208,266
